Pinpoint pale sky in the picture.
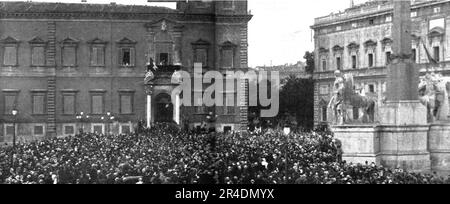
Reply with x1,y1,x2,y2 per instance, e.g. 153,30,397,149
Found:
0,0,368,67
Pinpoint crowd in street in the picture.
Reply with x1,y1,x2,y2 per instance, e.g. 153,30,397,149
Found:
1,124,449,184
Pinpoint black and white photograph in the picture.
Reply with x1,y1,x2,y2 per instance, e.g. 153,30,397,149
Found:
1,0,450,192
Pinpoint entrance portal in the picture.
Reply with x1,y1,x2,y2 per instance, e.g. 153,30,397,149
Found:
155,93,173,123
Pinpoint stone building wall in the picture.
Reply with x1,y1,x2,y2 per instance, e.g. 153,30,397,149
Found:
312,0,450,126
0,1,252,142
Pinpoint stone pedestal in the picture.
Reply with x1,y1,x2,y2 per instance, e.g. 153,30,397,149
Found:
330,1,437,172
332,125,380,165
429,123,450,171
333,124,431,171
379,101,427,125
377,100,430,171
376,125,430,171
333,100,431,171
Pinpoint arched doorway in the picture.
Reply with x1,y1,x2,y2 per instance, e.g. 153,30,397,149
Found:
155,93,173,123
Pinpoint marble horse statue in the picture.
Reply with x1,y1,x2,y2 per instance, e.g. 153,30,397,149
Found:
418,72,450,122
329,70,376,124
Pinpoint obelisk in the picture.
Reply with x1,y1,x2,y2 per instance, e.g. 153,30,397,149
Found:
382,0,426,125
378,0,430,171
386,0,418,102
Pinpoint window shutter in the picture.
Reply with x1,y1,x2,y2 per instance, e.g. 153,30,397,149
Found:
31,47,45,66
63,47,76,66
120,95,132,114
222,49,233,68
4,47,17,66
38,47,45,66
6,126,15,136
169,53,173,65
32,47,38,66
98,47,104,66
63,95,75,114
91,47,97,66
33,95,45,115
226,93,235,114
92,95,103,114
5,95,16,114
119,48,124,66
130,48,135,66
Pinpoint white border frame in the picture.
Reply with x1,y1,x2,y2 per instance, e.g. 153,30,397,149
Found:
62,123,77,137
219,124,235,133
119,123,132,134
32,123,46,137
3,123,17,137
91,123,105,134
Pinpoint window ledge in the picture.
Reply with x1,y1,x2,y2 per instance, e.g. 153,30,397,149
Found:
120,65,135,68
62,66,78,69
31,114,47,116
119,113,135,116
31,65,47,68
2,65,19,68
89,114,106,116
221,113,237,116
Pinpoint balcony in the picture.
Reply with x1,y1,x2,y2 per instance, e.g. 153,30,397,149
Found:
154,65,181,74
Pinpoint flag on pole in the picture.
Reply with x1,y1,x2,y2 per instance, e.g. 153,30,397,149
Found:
422,40,438,65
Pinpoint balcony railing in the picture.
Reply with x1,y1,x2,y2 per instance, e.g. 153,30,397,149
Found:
154,65,181,73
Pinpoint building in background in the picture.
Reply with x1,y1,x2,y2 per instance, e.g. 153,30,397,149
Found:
0,0,252,143
255,61,311,80
311,0,450,126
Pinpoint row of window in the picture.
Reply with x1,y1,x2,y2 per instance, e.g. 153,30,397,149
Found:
320,83,382,96
3,91,238,117
323,6,442,34
195,0,235,9
0,37,138,67
194,93,237,114
3,90,135,116
1,123,133,139
1,37,237,68
321,47,434,71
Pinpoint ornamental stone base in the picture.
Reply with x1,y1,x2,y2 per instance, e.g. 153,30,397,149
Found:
332,123,434,172
429,123,450,171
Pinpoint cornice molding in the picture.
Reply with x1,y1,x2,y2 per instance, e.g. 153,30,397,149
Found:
87,37,108,45
191,39,211,47
116,37,137,45
0,12,251,24
0,36,20,44
29,36,48,45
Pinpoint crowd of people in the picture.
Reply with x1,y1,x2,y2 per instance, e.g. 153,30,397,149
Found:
1,124,449,184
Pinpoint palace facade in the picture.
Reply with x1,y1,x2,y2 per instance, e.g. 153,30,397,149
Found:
312,0,450,126
0,0,252,143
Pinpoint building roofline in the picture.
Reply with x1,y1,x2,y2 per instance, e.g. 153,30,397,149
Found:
311,0,450,29
0,1,178,14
